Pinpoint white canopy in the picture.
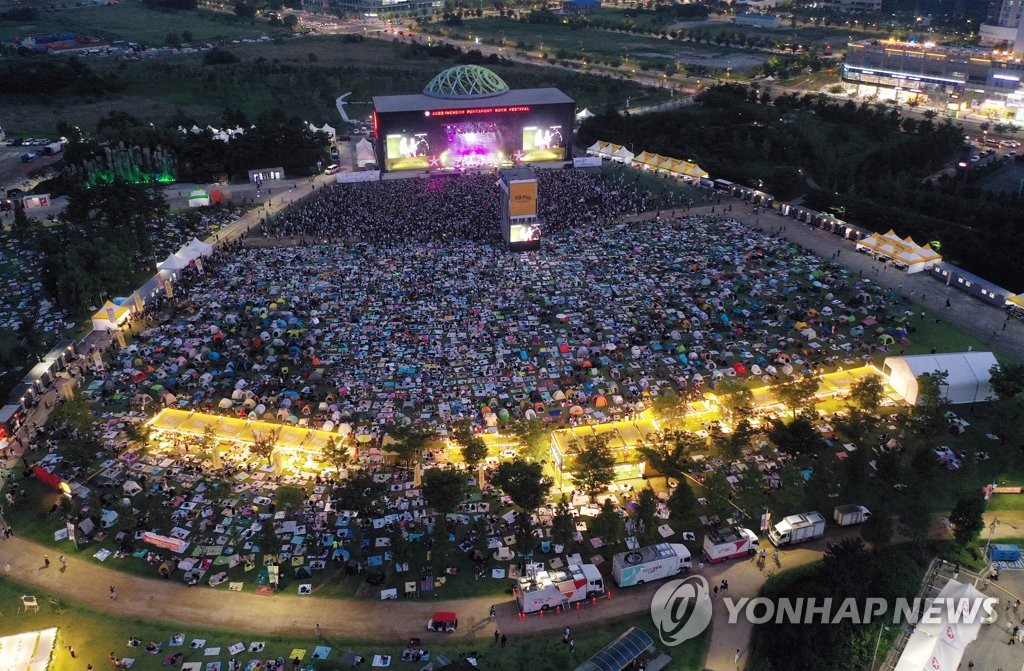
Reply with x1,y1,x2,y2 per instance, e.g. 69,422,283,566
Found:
185,237,214,257
158,253,189,272
355,137,376,167
575,108,595,121
883,352,998,405
893,579,986,671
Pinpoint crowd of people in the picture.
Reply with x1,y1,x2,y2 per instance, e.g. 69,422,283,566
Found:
86,182,912,439
264,169,680,245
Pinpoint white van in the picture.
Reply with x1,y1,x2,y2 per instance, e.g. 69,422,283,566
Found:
324,164,340,175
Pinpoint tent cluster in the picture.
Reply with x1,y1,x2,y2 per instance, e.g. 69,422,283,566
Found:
307,122,337,139
631,151,710,180
585,141,708,180
855,230,942,274
157,238,214,280
178,125,248,143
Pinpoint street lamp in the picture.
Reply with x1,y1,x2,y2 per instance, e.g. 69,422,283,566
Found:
870,625,890,670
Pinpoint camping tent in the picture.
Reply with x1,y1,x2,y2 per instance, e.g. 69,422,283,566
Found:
91,301,131,331
882,352,999,405
355,138,376,168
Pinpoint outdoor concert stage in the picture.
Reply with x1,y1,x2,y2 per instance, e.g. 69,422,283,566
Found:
372,65,575,173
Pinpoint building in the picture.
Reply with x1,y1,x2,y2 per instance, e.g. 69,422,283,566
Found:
980,0,1024,53
328,0,439,17
930,262,1014,307
843,39,1024,118
372,65,575,173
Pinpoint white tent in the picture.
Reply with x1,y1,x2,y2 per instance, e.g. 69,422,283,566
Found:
158,253,189,273
188,189,210,207
893,579,986,671
883,352,999,405
575,108,595,122
185,237,214,257
355,137,376,168
612,146,635,164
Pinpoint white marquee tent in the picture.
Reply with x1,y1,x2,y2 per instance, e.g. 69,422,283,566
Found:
893,579,988,671
883,352,998,405
184,237,214,257
355,137,376,168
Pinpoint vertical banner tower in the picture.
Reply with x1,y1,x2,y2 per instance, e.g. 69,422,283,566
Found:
500,167,541,252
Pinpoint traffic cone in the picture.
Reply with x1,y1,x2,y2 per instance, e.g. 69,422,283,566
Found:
591,597,597,605
575,601,581,610
607,590,613,600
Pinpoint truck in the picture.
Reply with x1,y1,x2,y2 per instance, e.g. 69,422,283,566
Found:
703,526,759,563
514,563,604,613
41,142,63,156
611,543,692,588
833,505,871,527
768,512,826,547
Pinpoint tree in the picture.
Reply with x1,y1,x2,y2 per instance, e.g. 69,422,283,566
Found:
768,416,825,455
451,422,488,470
493,460,551,512
422,468,468,515
989,363,1024,400
719,383,754,422
249,430,276,466
505,418,549,462
914,371,947,432
770,463,807,518
861,508,893,549
322,437,352,475
573,435,616,498
388,426,429,468
722,418,757,461
551,495,577,548
234,1,256,17
639,430,703,482
898,496,931,545
634,486,659,543
949,494,985,547
669,480,698,519
849,374,885,413
591,499,623,546
775,376,820,418
11,205,31,242
700,470,733,522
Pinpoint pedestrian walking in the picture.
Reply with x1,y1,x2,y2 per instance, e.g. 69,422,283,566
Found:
109,586,117,600
489,605,496,620
315,623,321,638
68,645,76,658
501,634,507,648
59,555,66,569
43,555,49,568
494,630,500,645
735,648,742,662
569,637,576,653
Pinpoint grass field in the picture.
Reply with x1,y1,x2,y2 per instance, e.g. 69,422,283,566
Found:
1,34,669,135
0,1,272,45
428,16,767,69
0,571,709,671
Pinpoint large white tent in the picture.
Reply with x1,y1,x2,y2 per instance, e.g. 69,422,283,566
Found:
184,237,214,257
355,137,376,168
855,229,942,274
883,352,999,405
0,626,57,671
893,579,987,671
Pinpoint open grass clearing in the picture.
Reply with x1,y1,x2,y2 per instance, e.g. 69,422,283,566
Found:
0,1,272,45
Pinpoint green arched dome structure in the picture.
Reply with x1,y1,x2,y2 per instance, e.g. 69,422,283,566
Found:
423,65,510,99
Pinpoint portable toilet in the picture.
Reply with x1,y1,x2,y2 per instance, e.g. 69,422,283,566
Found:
989,544,1022,562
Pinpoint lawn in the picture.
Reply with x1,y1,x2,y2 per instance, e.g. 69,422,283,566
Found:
427,16,764,68
1,34,668,135
0,1,273,45
0,572,709,671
